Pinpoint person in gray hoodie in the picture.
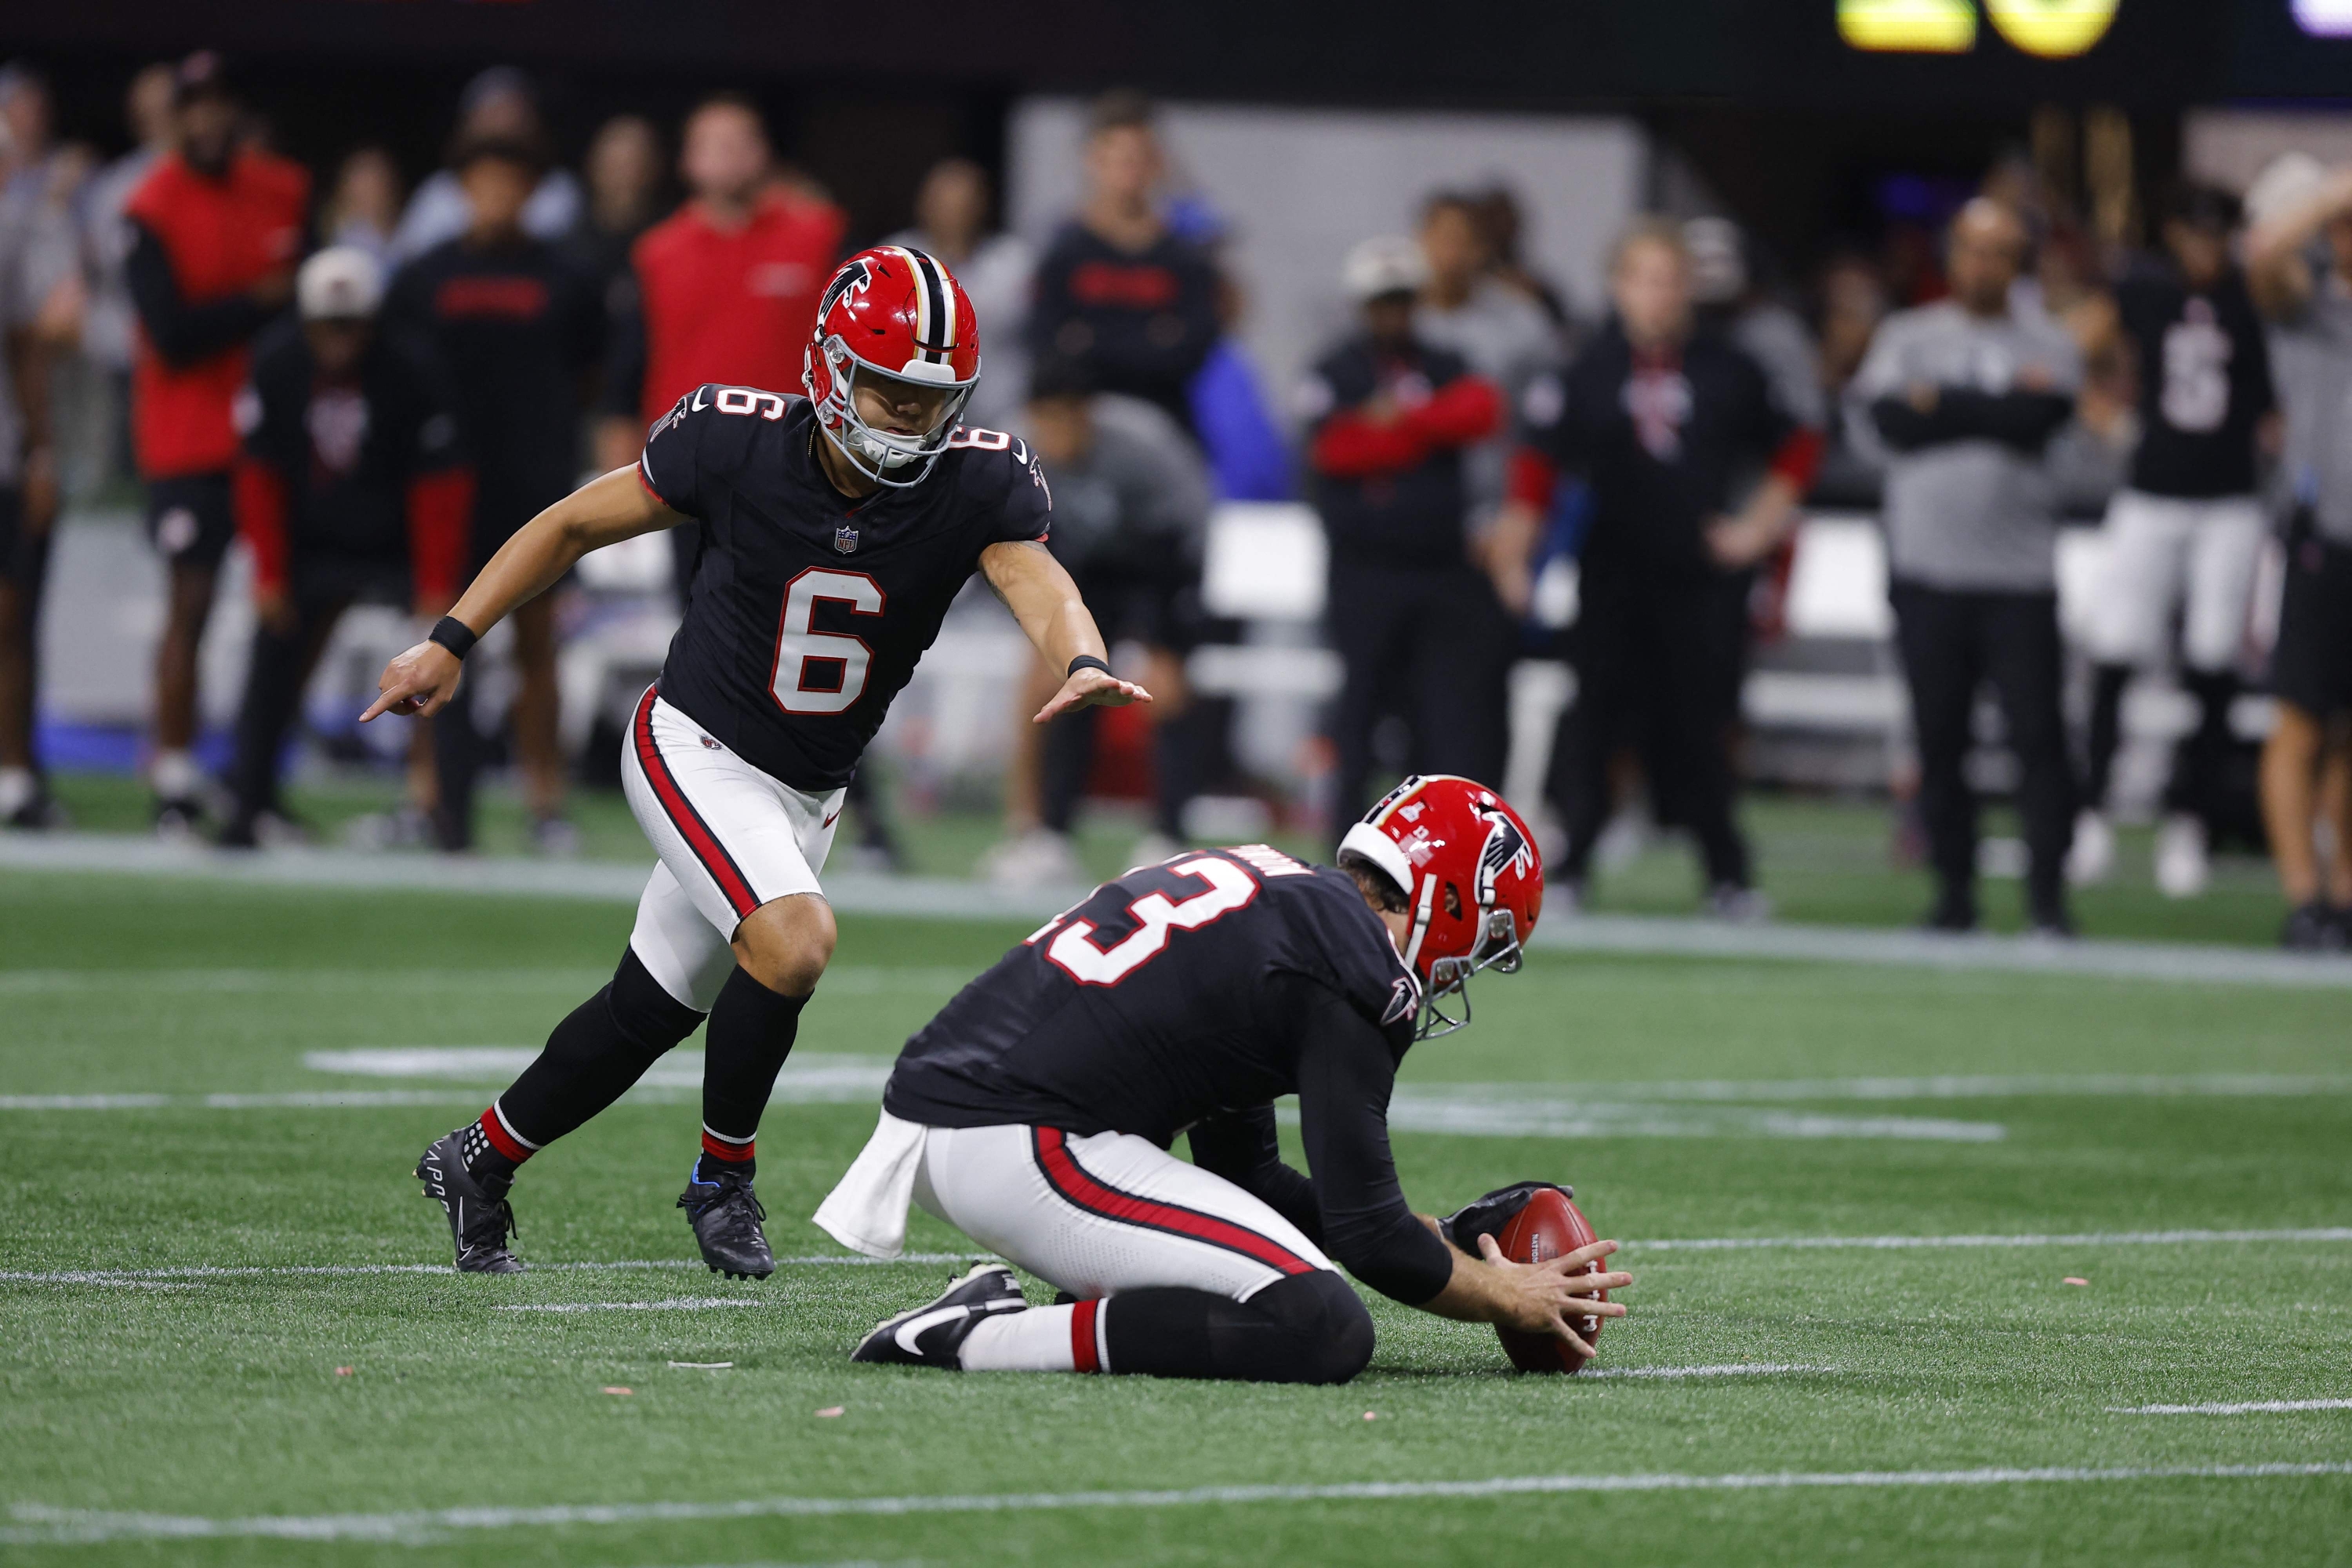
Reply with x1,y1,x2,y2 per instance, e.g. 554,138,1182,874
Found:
1849,198,2083,935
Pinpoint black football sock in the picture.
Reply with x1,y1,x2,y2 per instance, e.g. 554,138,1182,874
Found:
699,965,809,1167
1099,1273,1374,1385
693,1144,754,1185
459,1109,526,1196
2083,662,2132,811
2172,669,2240,826
494,946,706,1160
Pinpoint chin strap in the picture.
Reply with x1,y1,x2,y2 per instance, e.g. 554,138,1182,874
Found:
1401,871,1436,978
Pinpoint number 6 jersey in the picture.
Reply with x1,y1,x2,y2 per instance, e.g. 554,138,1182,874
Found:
637,385,1051,791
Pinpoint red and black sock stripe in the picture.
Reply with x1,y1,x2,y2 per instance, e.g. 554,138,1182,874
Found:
1069,1297,1103,1374
461,1102,537,1188
697,1126,755,1181
631,688,759,920
1030,1127,1318,1279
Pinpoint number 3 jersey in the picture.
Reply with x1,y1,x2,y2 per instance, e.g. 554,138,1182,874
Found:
637,386,1051,791
884,845,1455,1303
885,847,1421,1143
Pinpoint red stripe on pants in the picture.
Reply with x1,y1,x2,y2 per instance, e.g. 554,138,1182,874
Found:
1071,1298,1101,1374
632,688,760,920
1032,1127,1317,1278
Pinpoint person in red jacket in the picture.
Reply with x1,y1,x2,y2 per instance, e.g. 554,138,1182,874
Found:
220,247,472,848
595,93,844,505
1301,237,1506,825
123,53,307,834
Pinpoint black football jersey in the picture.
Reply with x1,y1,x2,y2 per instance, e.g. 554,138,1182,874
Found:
2117,266,2274,499
639,389,1052,791
884,845,1421,1142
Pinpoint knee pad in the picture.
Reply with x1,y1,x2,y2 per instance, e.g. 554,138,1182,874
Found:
1253,1270,1376,1385
609,946,708,1058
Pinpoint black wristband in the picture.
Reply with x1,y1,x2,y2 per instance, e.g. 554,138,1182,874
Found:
428,616,480,662
1066,654,1112,679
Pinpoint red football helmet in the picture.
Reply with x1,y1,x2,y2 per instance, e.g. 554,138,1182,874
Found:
802,245,982,488
1338,775,1544,1038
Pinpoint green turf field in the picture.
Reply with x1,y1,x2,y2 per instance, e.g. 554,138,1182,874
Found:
2,866,2348,1566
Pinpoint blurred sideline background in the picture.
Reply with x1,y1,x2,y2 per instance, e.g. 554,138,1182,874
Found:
5,0,2352,945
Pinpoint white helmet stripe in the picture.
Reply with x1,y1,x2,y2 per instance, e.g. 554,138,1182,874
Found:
888,246,931,353
903,245,951,364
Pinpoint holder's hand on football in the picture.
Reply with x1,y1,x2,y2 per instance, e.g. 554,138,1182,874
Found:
1474,1231,1631,1356
1441,1181,1570,1254
361,641,463,721
1033,666,1153,724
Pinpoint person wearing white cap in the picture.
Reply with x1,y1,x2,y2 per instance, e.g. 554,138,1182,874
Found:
1298,234,1508,826
216,245,475,848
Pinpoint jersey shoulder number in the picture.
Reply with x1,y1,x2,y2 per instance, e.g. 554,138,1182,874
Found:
1025,845,1310,987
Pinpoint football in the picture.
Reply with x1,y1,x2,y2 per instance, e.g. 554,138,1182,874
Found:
1494,1186,1607,1374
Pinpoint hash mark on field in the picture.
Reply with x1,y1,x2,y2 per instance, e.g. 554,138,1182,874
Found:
2114,1399,2352,1415
8,1463,2350,1543
495,1299,764,1314
1581,1363,1831,1381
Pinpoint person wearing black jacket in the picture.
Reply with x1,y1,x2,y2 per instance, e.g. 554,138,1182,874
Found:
1494,218,1820,916
1302,236,1505,823
384,132,601,854
1026,93,1221,441
220,248,473,847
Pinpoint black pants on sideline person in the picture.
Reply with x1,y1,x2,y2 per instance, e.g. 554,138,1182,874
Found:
1325,560,1511,827
227,564,401,835
1890,581,2078,929
1549,568,1752,893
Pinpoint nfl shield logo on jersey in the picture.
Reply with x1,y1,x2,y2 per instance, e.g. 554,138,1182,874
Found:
834,524,858,554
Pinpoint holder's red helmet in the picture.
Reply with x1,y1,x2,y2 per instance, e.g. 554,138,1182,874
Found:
802,245,981,488
1338,775,1543,1038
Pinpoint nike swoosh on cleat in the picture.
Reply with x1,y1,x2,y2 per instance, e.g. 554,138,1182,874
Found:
892,1305,967,1356
822,810,841,829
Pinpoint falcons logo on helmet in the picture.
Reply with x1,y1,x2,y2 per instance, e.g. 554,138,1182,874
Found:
1473,806,1535,904
818,258,874,325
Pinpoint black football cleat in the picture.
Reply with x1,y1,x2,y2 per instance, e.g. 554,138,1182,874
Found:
851,1263,1029,1370
678,1165,775,1279
415,1129,523,1273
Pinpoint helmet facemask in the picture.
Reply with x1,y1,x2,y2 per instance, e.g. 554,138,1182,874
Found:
813,337,976,489
1417,899,1524,1040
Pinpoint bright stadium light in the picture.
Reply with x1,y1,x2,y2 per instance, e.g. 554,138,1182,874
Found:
1984,0,2122,56
2294,0,2352,35
1839,0,1979,52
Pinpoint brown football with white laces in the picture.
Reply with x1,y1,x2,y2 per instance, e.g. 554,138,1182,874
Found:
1494,1186,1606,1374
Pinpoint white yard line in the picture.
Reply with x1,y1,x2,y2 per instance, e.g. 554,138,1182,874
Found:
1374,1098,2006,1143
0,964,960,996
494,1299,764,1314
1579,1363,1831,1381
6,1463,2348,1544
11,831,2352,989
1408,1074,2352,1102
2114,1399,2352,1415
7,1229,2347,1288
0,1255,974,1286
1631,1227,2352,1253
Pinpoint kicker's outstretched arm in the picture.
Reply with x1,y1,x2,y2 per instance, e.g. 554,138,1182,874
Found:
362,466,683,720
979,538,1156,723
